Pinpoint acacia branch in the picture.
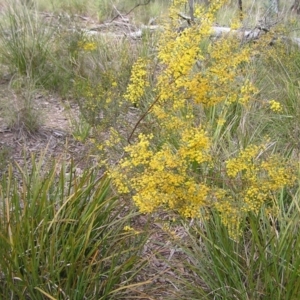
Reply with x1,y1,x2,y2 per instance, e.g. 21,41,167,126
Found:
127,93,161,144
128,78,177,144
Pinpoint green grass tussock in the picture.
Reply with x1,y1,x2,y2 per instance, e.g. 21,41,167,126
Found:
0,157,148,299
172,191,300,299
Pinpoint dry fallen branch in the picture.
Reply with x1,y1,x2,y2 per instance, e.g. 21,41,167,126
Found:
83,22,300,46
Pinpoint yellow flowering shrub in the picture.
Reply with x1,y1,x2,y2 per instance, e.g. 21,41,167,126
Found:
105,0,296,238
72,36,141,133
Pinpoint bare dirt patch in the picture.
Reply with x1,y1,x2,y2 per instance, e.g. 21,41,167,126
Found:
0,80,94,178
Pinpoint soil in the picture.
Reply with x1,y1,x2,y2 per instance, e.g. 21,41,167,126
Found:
0,81,92,178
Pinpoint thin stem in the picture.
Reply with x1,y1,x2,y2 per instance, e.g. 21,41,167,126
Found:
127,93,161,144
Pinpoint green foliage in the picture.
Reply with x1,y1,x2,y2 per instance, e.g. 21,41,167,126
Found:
74,73,121,127
0,156,148,299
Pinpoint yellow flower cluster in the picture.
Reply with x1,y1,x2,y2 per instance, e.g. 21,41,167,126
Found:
230,17,242,30
124,58,149,106
111,129,212,218
215,146,296,238
213,193,243,239
179,128,211,164
123,225,140,235
269,100,283,112
78,41,97,51
226,145,261,178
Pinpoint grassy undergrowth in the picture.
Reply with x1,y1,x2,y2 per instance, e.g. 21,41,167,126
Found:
1,0,300,299
169,188,300,299
0,156,148,299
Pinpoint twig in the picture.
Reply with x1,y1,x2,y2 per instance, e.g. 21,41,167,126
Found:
177,12,191,21
112,4,128,22
109,0,151,23
238,0,243,21
127,93,161,144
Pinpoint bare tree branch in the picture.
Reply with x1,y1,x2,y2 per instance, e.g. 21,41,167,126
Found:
109,0,151,23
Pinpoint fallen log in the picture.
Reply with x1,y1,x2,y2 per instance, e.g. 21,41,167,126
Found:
80,15,300,47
